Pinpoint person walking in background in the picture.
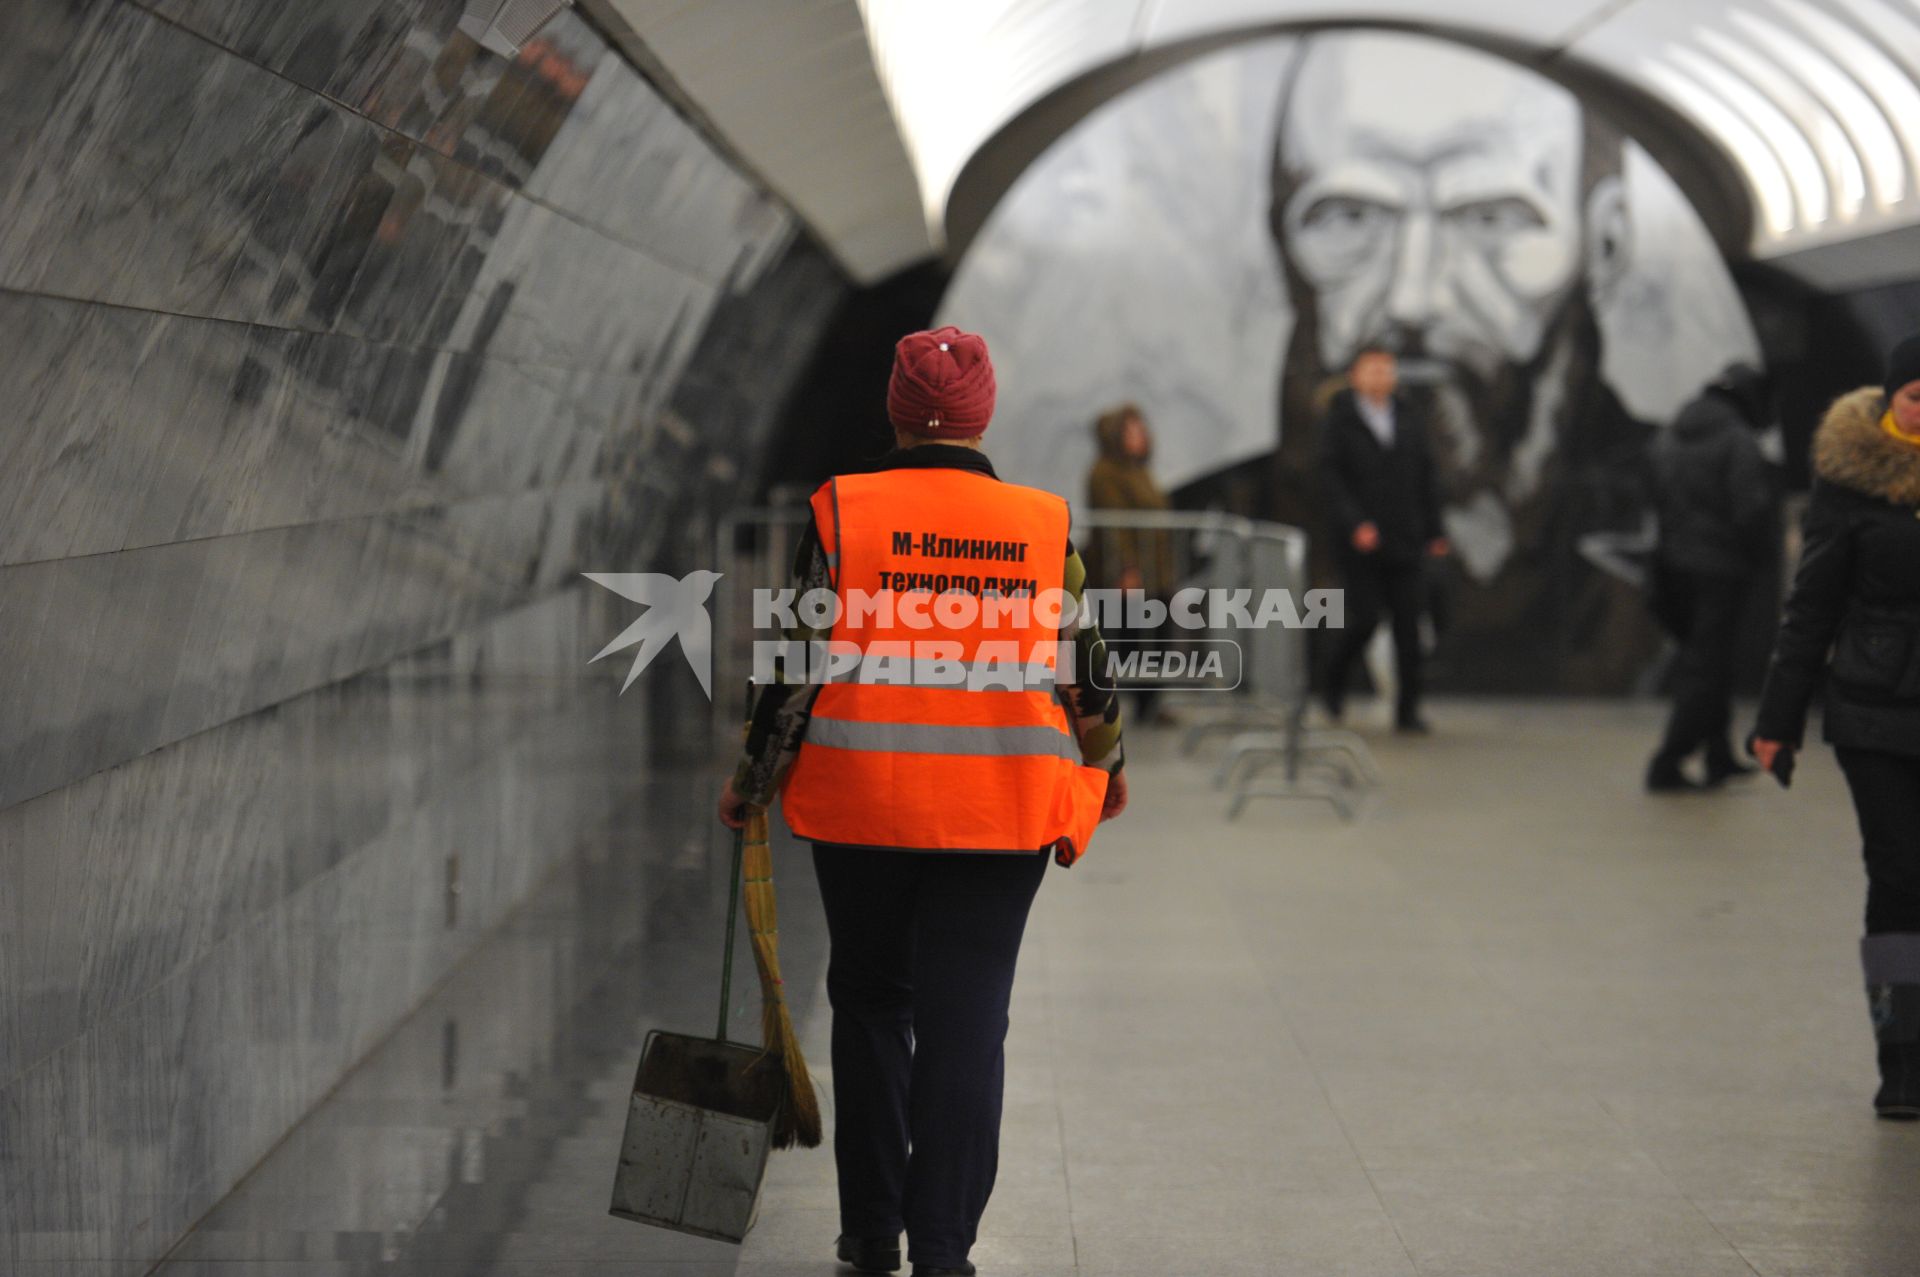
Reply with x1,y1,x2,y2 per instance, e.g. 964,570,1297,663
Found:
1751,334,1920,1119
1645,363,1777,791
1317,346,1450,733
1087,404,1179,724
718,327,1128,1274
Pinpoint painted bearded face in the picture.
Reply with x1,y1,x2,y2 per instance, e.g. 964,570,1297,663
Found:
1273,35,1628,580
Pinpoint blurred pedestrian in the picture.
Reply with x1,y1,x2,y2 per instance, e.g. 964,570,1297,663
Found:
1087,403,1180,724
1317,346,1450,732
719,327,1129,1272
1645,363,1776,790
1751,333,1920,1119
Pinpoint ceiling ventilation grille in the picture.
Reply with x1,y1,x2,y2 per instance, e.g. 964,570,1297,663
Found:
459,0,573,58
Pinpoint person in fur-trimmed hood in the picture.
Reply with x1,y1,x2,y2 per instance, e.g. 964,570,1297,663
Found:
1753,333,1920,1119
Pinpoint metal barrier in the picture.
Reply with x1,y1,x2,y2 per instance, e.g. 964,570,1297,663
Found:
1073,510,1378,820
713,506,1378,820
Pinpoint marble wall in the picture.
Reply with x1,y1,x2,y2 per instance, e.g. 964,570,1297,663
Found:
0,1,846,1271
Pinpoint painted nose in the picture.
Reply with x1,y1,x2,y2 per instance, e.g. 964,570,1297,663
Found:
1386,212,1438,332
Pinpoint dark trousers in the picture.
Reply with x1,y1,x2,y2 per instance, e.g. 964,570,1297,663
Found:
811,844,1049,1268
1835,750,1920,1103
1655,572,1751,766
1836,749,1920,935
1323,553,1424,722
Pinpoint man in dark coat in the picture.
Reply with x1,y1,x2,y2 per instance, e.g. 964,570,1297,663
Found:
1645,363,1776,789
1318,346,1450,731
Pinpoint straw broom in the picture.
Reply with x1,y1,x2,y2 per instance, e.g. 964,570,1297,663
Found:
740,806,822,1148
733,678,819,1148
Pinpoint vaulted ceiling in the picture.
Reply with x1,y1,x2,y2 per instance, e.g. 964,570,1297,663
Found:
591,0,1920,289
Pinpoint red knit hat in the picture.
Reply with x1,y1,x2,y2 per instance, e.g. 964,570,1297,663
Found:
887,326,996,438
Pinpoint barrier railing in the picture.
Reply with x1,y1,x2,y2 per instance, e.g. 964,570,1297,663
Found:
1072,510,1378,819
713,507,1377,820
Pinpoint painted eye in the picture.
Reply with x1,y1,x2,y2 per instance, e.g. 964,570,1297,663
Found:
1302,196,1392,231
1447,197,1546,236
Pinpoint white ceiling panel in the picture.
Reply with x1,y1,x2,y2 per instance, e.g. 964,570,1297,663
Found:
601,0,1920,284
1568,0,1920,257
1141,0,1619,49
859,0,1140,225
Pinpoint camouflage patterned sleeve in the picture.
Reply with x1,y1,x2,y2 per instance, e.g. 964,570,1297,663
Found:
730,528,830,805
1061,542,1125,772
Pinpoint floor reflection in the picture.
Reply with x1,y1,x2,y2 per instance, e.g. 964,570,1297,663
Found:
156,768,828,1275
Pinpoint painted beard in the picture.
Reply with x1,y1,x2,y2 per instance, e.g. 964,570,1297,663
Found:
1400,339,1541,584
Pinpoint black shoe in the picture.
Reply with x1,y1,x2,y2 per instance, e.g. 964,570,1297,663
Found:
912,1265,976,1277
1870,985,1920,1120
1704,755,1758,786
1320,688,1345,723
1646,758,1702,792
837,1234,901,1273
1394,716,1431,735
1875,1044,1920,1120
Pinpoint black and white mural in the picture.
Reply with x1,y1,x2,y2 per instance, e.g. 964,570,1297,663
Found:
940,31,1762,693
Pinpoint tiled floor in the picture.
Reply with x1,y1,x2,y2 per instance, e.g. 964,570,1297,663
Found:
151,701,1920,1276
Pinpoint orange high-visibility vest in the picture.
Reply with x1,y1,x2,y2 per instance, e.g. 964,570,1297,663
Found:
780,467,1110,860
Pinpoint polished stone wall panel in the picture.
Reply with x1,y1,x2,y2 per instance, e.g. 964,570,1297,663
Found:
0,484,610,810
513,13,791,284
665,238,845,497
421,193,719,380
0,4,770,367
138,770,800,1272
3,740,642,1263
1,3,398,330
140,0,550,184
0,0,847,1270
0,588,650,1258
135,1,776,283
0,292,666,567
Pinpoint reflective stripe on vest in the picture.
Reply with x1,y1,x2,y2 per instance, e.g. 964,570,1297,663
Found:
804,716,1081,760
779,467,1109,856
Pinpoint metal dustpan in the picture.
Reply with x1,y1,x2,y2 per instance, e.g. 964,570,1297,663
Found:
608,1029,785,1241
609,814,782,1242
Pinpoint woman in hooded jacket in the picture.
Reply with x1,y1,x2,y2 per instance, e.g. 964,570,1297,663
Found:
1087,405,1179,724
1752,333,1920,1119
